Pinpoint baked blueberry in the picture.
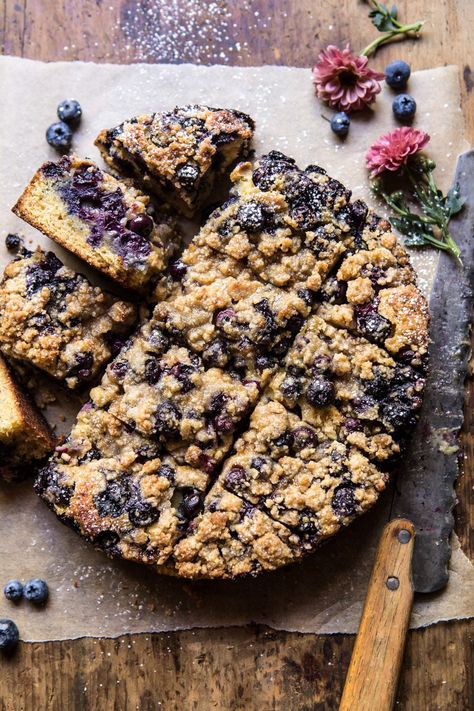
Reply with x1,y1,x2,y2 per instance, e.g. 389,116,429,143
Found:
0,619,19,650
176,162,200,188
237,202,267,232
224,465,247,491
126,213,154,236
180,489,204,519
57,99,82,125
95,480,129,518
169,259,187,281
23,578,49,604
5,233,21,251
3,581,23,602
306,377,335,407
46,121,73,151
332,484,357,517
154,401,181,436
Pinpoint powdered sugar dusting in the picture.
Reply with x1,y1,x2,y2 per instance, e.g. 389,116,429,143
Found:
115,0,262,64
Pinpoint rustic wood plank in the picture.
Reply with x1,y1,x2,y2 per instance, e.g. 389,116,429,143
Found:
1,621,472,710
0,1,473,709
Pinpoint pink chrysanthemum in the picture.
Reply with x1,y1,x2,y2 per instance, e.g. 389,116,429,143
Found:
366,127,431,178
312,44,384,112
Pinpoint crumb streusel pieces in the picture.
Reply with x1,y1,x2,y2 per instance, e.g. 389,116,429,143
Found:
172,480,303,578
151,273,310,380
95,105,255,217
90,320,259,471
0,354,55,479
0,248,137,389
13,155,179,290
267,313,424,457
218,399,388,543
36,404,208,566
194,152,368,295
317,211,429,367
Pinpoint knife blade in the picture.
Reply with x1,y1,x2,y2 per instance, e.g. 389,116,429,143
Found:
391,149,474,593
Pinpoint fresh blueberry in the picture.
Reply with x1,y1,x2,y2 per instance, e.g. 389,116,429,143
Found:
23,579,49,604
330,112,350,137
5,233,21,251
0,619,19,651
3,581,23,602
392,94,416,122
46,121,73,151
57,99,82,125
385,60,411,89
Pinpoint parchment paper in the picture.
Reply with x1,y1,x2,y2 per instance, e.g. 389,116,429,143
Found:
0,57,472,641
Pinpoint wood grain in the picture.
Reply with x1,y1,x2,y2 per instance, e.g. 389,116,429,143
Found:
0,1,473,709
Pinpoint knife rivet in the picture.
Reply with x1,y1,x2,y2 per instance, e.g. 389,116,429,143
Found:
398,529,411,544
386,576,400,591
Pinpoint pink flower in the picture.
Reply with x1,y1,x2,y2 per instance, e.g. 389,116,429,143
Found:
312,44,384,112
366,127,431,177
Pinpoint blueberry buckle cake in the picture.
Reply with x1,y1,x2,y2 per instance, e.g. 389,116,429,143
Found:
95,105,255,217
0,354,55,479
13,155,179,290
34,149,429,579
0,247,137,389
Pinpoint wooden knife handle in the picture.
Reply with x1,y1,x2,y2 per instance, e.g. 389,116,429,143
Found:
338,518,415,711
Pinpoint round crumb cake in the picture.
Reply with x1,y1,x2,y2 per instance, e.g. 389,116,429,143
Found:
33,146,429,580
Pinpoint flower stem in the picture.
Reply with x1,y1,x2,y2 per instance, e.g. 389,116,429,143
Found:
361,21,424,57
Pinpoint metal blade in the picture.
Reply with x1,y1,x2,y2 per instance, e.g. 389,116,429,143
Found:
391,150,474,594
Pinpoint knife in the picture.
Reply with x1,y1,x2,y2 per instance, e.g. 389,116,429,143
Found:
339,150,474,711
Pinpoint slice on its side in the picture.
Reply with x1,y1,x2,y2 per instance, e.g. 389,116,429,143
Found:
13,155,179,291
0,354,55,479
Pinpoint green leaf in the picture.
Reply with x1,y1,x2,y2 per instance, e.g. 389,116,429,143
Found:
391,4,398,19
445,183,466,218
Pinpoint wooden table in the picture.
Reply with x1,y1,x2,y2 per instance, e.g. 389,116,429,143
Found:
1,1,473,708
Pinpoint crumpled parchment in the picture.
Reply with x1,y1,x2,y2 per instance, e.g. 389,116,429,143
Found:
0,57,472,641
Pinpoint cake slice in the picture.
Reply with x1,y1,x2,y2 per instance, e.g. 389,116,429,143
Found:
0,354,55,478
0,248,137,389
13,156,178,291
90,320,260,472
95,105,255,217
35,404,208,566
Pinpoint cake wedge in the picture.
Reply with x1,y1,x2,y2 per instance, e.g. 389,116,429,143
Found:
13,156,178,291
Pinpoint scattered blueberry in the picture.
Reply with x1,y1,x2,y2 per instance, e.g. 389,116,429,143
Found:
385,60,411,89
5,233,21,251
0,619,19,651
3,581,23,602
330,112,350,137
46,121,73,151
57,99,82,125
392,94,416,122
23,579,49,604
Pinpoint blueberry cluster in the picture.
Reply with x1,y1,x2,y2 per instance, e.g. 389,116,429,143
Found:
3,578,49,604
0,578,49,651
46,99,82,151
